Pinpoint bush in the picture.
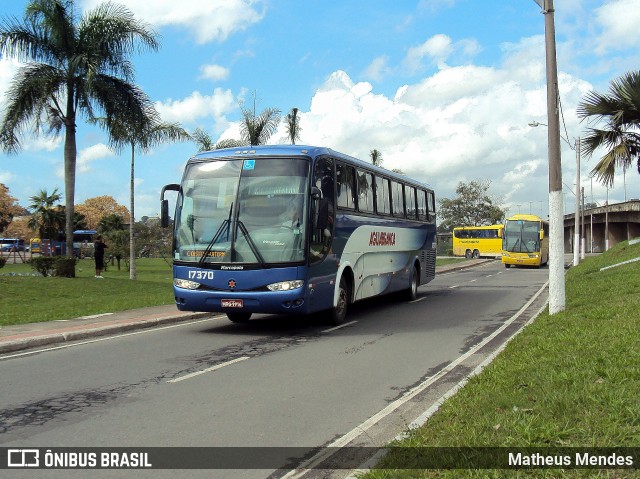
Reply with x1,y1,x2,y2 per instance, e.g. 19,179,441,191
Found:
28,257,77,277
0,257,6,269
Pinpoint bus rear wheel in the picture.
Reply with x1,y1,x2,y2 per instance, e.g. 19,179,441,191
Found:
472,250,480,259
404,265,419,301
332,276,349,325
227,312,252,323
465,249,472,259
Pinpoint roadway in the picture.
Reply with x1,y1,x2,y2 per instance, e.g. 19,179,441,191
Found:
0,261,549,478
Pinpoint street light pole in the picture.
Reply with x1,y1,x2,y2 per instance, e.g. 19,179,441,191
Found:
534,0,565,314
573,137,580,267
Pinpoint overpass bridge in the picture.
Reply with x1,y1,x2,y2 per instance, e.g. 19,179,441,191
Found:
564,199,640,253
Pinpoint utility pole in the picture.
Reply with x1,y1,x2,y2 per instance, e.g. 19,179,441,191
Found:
534,0,565,313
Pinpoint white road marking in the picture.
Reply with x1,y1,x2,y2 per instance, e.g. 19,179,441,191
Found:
449,284,459,289
0,317,221,360
322,321,358,333
167,356,250,383
280,280,549,479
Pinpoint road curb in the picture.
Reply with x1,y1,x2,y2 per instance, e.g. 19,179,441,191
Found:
0,312,212,355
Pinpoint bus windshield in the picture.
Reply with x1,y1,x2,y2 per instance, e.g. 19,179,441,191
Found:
503,220,540,253
174,157,309,265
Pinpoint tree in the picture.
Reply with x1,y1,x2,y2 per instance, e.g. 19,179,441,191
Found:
239,93,280,146
95,105,190,280
0,183,22,232
191,128,245,152
437,180,506,233
370,149,383,167
0,0,160,267
76,196,129,230
285,107,302,145
28,188,64,245
577,70,640,187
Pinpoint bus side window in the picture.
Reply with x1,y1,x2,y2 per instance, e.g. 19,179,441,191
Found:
336,162,356,210
405,186,417,219
427,191,436,223
357,169,375,214
375,176,391,215
417,190,427,221
391,181,404,218
311,157,335,264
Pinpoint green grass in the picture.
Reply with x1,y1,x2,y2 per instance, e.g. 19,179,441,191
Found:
363,240,640,478
0,256,472,326
0,258,174,326
436,257,468,266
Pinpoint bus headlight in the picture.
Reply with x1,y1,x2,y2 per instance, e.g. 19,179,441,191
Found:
267,280,304,291
174,279,201,290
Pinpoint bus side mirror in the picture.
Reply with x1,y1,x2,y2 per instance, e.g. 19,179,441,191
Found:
161,200,170,228
498,229,503,238
161,184,180,228
540,230,545,240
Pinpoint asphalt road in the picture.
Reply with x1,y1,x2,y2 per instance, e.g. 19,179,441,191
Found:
0,261,549,479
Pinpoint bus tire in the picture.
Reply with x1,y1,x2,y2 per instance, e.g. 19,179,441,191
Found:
465,249,472,259
227,312,252,323
504,264,511,269
404,265,419,301
332,276,350,325
472,249,480,259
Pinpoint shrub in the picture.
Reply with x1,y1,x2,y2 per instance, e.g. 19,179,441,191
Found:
28,257,77,277
0,257,6,269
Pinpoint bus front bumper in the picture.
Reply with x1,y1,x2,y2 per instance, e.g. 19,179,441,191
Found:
502,252,541,266
173,288,308,315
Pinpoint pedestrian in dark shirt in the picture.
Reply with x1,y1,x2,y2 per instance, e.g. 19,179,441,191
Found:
94,235,107,279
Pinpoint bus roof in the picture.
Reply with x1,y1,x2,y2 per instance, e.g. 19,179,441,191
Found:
188,145,433,190
453,225,503,232
505,214,547,223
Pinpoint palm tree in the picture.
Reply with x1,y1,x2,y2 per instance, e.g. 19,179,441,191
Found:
285,107,302,145
239,101,281,146
370,149,383,167
191,128,245,152
96,106,190,279
0,0,159,266
28,188,64,249
577,70,640,187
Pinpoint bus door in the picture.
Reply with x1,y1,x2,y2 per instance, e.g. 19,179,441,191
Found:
308,156,337,312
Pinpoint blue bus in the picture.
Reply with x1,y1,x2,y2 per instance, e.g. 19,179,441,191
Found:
161,145,437,324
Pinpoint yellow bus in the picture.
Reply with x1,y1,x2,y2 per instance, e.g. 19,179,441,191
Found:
501,214,549,268
453,224,504,259
30,237,41,254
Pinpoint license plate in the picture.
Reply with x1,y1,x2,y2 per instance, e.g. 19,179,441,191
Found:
221,299,243,308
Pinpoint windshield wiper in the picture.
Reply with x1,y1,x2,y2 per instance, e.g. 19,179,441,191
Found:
236,220,266,267
198,203,233,266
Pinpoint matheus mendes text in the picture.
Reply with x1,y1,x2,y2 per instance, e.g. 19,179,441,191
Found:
509,452,634,467
369,232,396,247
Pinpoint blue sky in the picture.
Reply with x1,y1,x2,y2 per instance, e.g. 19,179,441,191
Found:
1,0,640,220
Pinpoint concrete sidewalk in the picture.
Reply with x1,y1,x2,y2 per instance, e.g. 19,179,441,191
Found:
0,259,493,355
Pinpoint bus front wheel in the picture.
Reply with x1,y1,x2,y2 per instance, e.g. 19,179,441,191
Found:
227,312,252,323
332,276,349,325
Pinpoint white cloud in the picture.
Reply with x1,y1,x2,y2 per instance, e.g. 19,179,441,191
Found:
80,0,266,44
594,0,640,54
199,64,230,82
155,88,237,129
363,56,391,82
0,171,16,184
61,143,115,179
404,34,453,72
256,38,593,214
